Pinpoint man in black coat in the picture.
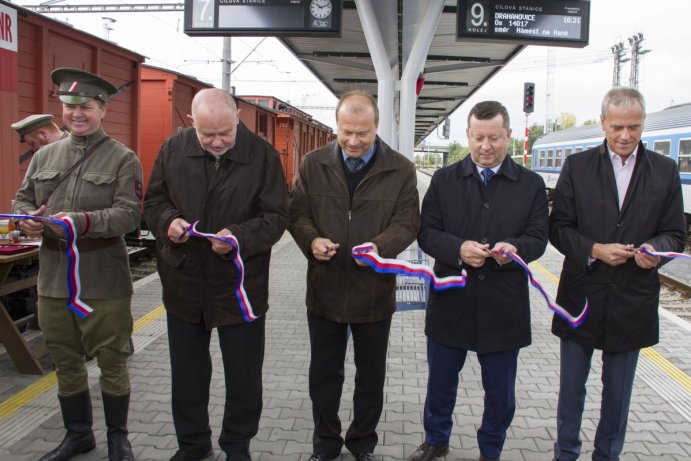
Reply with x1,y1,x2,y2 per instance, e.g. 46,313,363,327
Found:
549,88,685,461
143,88,289,461
409,101,548,461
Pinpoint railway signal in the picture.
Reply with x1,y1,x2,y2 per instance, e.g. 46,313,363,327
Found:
522,82,535,166
523,82,535,113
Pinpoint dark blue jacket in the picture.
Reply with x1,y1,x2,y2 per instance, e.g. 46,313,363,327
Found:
418,155,548,353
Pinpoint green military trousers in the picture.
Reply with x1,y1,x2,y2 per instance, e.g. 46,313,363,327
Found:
38,296,133,397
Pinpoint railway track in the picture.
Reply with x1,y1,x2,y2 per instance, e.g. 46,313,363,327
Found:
659,273,691,322
128,246,157,282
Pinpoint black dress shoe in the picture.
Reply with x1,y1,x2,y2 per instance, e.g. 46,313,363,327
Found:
478,455,500,461
407,443,449,461
169,448,214,461
308,454,334,461
356,453,377,461
226,452,251,461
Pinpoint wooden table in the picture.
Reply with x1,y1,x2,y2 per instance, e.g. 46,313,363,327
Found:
0,246,43,374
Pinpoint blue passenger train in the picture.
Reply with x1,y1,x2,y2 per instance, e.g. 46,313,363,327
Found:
531,103,691,219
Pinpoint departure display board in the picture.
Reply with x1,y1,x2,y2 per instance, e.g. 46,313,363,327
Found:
184,0,342,37
457,0,590,47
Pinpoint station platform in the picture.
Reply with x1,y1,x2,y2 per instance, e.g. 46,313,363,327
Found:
0,230,689,461
1,168,691,461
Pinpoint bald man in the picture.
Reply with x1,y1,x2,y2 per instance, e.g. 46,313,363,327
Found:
143,88,289,461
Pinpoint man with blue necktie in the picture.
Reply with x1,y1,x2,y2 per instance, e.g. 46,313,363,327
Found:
290,90,420,461
409,100,549,461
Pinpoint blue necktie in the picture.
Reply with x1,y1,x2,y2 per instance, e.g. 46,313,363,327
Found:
345,157,365,172
481,168,494,187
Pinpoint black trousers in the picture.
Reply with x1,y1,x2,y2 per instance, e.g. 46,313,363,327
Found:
307,312,392,457
167,312,265,456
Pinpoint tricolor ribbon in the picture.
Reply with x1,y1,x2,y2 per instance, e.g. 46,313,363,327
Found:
493,250,588,328
186,221,258,322
0,213,93,318
351,243,467,290
639,247,691,260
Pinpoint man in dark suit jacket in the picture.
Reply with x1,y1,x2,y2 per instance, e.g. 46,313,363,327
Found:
549,87,686,461
409,101,548,461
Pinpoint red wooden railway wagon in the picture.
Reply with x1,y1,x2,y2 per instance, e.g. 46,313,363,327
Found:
233,96,278,164
140,65,283,194
140,65,214,194
0,0,144,211
242,96,334,189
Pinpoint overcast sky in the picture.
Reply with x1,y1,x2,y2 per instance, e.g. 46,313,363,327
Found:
12,0,691,146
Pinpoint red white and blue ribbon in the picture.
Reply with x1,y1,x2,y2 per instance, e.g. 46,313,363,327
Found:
493,250,589,328
186,221,258,322
351,243,467,290
639,247,691,260
0,213,93,318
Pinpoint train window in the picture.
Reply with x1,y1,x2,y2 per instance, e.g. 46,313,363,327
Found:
547,149,554,167
653,140,671,157
258,114,268,139
679,139,691,173
565,148,573,157
555,148,562,167
575,147,582,153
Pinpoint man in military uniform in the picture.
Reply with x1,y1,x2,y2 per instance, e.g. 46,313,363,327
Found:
12,68,142,461
11,113,68,152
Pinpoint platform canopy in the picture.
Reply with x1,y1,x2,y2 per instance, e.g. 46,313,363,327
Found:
279,0,525,154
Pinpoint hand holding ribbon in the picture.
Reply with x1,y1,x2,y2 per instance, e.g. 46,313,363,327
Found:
185,221,258,322
351,243,467,290
0,213,93,318
14,205,47,238
638,246,691,261
491,250,588,328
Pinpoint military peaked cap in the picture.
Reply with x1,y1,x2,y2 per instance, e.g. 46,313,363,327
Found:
51,68,118,105
10,114,55,142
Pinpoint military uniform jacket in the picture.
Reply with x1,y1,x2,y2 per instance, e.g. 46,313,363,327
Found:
289,138,420,324
418,155,548,353
549,141,686,352
12,127,143,299
143,123,289,328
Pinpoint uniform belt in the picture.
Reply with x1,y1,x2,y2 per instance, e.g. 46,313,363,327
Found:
42,236,120,252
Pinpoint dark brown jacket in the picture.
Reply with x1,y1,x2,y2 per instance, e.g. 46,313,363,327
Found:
289,138,420,323
143,123,289,327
